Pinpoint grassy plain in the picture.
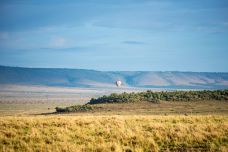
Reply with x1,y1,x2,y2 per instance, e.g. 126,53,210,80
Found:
0,85,228,151
1,100,228,116
0,85,146,116
0,115,228,152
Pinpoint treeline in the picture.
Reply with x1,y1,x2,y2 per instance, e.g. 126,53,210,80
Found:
55,90,228,112
88,90,228,104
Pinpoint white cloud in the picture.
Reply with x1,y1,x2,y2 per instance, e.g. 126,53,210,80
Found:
49,36,66,48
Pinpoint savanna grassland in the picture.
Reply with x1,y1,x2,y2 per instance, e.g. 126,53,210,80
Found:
0,115,227,152
0,87,228,152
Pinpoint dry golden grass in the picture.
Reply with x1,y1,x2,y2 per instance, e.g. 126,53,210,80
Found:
0,115,227,152
0,87,228,151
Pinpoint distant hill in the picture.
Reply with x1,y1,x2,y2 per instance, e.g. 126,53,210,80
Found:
0,65,228,89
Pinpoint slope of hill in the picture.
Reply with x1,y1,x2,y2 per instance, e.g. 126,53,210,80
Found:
0,65,227,89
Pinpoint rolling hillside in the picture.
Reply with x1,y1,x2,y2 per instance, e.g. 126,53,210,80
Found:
0,65,228,89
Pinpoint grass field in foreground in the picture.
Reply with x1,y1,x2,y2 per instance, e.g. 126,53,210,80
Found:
0,115,227,152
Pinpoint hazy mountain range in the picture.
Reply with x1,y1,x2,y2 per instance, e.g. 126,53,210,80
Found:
0,66,228,89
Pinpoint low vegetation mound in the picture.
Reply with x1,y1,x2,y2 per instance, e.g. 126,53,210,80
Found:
88,90,228,104
55,90,228,113
89,92,160,104
55,104,93,113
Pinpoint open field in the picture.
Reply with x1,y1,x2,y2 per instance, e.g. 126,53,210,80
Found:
0,85,145,116
85,101,228,116
1,85,227,116
1,100,228,116
0,115,228,152
0,85,228,151
0,85,168,116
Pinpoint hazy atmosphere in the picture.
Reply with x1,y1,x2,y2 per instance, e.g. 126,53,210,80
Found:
0,0,228,71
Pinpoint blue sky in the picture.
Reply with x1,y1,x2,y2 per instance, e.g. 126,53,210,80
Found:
0,0,228,72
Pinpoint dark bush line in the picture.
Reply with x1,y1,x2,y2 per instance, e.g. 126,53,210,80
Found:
88,90,228,104
55,104,93,113
56,90,228,112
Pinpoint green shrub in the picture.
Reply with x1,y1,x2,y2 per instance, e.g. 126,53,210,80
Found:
56,104,93,113
88,90,228,104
